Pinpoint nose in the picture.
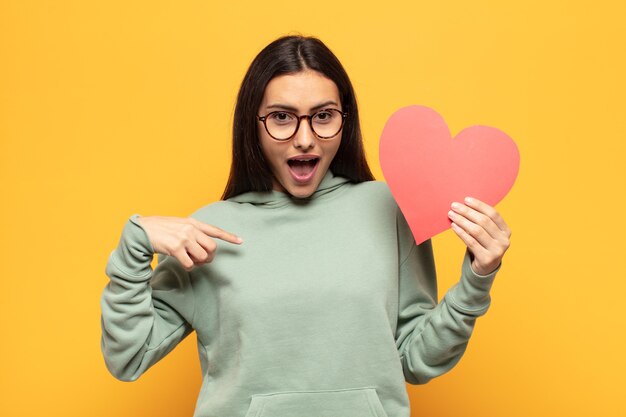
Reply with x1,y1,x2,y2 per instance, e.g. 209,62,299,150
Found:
292,117,316,151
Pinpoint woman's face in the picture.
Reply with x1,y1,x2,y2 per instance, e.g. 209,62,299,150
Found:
257,70,343,199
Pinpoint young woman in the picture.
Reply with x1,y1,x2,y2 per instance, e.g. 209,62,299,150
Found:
100,35,511,417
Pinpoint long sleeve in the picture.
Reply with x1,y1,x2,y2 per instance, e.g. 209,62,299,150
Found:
100,214,195,382
394,207,500,385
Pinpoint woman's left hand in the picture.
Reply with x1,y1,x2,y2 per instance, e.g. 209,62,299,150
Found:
448,197,511,275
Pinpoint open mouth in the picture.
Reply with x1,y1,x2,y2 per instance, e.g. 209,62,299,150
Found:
287,157,320,181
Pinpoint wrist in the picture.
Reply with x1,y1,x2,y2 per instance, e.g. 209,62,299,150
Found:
470,260,501,276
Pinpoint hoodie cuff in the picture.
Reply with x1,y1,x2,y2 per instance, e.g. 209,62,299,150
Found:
444,250,500,315
107,214,155,281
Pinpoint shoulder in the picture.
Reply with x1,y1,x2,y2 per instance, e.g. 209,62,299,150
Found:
332,179,401,226
188,200,239,224
346,179,397,208
351,178,391,193
346,178,391,195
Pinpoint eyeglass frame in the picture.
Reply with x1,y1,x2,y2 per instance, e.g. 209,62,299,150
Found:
256,108,348,141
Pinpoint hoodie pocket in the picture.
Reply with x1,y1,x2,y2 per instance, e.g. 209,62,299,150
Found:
243,387,389,417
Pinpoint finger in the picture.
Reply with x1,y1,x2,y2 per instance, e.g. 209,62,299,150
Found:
186,239,214,265
193,231,218,263
451,220,507,275
188,218,243,244
447,209,496,251
463,197,511,238
450,201,507,244
171,246,196,271
450,221,488,259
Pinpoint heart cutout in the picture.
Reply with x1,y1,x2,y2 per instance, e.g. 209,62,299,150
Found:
379,105,520,244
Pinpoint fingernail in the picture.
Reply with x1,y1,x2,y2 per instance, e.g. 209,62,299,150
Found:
451,202,460,209
448,210,455,218
465,197,473,204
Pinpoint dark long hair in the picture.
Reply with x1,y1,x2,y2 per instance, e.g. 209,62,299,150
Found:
221,35,374,200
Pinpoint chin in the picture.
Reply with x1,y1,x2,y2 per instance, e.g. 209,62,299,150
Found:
285,184,317,199
280,172,324,199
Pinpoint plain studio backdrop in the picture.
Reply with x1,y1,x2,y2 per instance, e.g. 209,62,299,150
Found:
1,1,624,416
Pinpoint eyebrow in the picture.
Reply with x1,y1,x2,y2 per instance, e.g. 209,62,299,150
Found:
266,100,339,112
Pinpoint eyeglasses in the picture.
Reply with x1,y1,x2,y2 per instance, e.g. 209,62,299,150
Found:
256,108,348,141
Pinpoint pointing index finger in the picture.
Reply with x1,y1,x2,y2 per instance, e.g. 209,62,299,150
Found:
189,218,243,244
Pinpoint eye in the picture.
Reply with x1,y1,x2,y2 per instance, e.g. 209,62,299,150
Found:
313,110,336,123
269,112,295,123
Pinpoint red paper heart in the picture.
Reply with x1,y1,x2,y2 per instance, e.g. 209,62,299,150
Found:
379,105,520,244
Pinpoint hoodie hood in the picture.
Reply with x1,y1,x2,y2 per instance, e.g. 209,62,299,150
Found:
228,170,351,208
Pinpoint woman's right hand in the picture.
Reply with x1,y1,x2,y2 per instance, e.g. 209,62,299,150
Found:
135,216,243,271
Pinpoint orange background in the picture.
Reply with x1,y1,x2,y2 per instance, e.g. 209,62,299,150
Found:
1,1,625,416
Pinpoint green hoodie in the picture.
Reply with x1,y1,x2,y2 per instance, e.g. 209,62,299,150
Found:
100,170,500,417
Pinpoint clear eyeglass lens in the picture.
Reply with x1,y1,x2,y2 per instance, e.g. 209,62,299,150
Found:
266,109,343,140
